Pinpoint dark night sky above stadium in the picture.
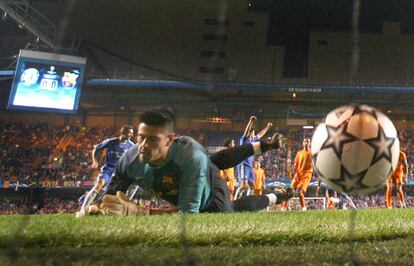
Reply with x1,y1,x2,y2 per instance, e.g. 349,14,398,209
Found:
258,0,414,77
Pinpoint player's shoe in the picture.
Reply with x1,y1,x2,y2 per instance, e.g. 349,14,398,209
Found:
275,133,287,149
260,133,286,152
397,201,407,208
270,132,286,149
272,186,295,204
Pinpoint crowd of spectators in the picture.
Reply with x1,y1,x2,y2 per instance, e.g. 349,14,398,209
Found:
0,198,79,214
2,120,414,184
0,121,122,184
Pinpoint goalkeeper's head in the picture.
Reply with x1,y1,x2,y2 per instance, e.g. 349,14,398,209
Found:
137,109,176,166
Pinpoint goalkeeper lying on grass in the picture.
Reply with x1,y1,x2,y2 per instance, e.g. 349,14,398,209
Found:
77,109,293,217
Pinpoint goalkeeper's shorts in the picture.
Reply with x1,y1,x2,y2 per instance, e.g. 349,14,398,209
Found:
201,166,234,213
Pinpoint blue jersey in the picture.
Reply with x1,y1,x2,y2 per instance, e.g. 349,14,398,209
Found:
95,137,134,172
239,134,259,167
102,136,213,213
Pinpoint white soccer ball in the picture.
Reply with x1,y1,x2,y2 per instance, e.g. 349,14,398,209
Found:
311,104,400,195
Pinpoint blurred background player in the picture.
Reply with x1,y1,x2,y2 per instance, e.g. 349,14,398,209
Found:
253,160,266,195
235,116,272,199
318,182,357,210
220,138,236,200
79,125,134,211
283,138,313,211
386,150,408,208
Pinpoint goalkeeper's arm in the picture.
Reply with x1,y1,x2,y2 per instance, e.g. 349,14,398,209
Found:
149,207,180,215
77,192,179,217
101,192,180,216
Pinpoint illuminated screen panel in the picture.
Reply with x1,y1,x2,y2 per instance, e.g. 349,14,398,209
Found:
7,50,87,114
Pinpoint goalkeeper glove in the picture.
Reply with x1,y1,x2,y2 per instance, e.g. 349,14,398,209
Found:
75,204,105,218
101,191,150,216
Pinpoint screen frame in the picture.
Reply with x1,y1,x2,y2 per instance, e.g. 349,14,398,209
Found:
7,49,87,114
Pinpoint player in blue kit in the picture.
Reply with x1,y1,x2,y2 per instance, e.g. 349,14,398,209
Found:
235,116,273,199
77,109,293,216
78,125,134,211
317,180,357,210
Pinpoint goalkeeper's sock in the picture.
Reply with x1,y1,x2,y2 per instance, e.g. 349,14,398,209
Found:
266,193,277,207
81,189,99,209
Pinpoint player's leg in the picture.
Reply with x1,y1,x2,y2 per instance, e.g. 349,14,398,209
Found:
282,180,296,210
325,188,338,209
210,133,281,170
233,186,295,212
80,171,109,209
298,188,306,210
339,192,357,209
234,180,247,200
281,200,289,210
385,178,393,208
229,189,234,201
246,171,255,196
396,181,406,208
227,180,235,201
298,174,311,210
202,167,293,213
234,166,247,200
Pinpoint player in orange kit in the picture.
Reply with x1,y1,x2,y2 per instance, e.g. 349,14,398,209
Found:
283,138,313,211
253,160,266,195
220,138,236,200
386,150,408,208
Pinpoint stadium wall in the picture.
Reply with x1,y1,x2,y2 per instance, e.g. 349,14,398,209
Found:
308,23,414,85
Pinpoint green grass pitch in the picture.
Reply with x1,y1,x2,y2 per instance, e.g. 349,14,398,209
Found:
0,208,413,265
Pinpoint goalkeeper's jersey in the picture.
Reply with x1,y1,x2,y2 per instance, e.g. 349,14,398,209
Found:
103,136,213,213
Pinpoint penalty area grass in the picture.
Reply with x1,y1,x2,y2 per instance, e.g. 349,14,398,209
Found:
0,208,413,265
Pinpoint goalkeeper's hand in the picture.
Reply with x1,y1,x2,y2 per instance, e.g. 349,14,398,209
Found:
101,191,150,216
75,204,105,218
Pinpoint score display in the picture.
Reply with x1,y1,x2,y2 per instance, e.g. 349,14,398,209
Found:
7,50,87,114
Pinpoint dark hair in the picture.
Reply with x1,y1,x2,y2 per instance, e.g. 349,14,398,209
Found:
223,137,234,147
120,125,134,134
139,109,175,133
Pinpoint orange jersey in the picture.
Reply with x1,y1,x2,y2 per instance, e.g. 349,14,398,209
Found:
391,151,407,178
220,168,235,191
293,149,313,174
253,167,266,190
